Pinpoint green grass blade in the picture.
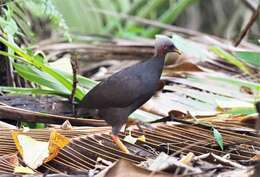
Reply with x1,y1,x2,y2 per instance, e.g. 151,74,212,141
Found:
225,107,257,115
209,46,251,74
0,86,69,97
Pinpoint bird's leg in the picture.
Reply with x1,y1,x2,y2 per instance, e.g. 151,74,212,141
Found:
124,119,152,133
136,120,153,133
111,134,129,154
124,119,136,133
136,122,144,133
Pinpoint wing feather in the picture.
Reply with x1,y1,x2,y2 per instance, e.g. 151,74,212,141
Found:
79,69,146,108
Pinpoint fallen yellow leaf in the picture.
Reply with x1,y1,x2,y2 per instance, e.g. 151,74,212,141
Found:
14,166,35,174
45,130,70,162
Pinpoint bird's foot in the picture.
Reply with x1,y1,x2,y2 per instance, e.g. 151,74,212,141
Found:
111,135,129,154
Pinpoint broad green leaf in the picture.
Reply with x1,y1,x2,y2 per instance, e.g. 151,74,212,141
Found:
234,51,260,67
0,7,19,35
13,63,69,94
209,46,251,74
212,127,224,151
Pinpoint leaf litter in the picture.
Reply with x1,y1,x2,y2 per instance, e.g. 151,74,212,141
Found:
0,31,259,176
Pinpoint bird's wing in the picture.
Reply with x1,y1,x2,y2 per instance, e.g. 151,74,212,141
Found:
79,71,148,109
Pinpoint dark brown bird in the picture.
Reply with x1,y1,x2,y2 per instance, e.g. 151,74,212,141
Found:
78,35,180,153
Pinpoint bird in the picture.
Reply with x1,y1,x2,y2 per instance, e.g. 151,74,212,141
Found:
77,35,180,153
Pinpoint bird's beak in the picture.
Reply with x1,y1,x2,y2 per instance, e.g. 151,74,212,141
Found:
172,48,181,55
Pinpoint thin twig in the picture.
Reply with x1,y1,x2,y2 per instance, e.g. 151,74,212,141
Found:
70,52,79,116
234,5,260,46
210,153,246,169
256,102,260,134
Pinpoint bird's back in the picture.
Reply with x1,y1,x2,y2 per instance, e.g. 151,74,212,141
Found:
78,56,164,111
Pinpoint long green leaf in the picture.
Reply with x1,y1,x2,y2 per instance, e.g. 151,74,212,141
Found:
225,107,257,115
0,36,84,100
234,51,260,67
57,69,98,90
14,63,69,94
0,86,68,97
209,46,251,74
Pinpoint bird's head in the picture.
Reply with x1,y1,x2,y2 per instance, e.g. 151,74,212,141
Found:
155,35,180,57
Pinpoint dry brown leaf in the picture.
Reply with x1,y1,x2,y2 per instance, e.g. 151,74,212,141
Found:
164,62,203,73
240,86,253,95
95,159,175,177
0,153,19,167
250,154,260,160
163,52,203,75
228,114,257,126
165,52,186,65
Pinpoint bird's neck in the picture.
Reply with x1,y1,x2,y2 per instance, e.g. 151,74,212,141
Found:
153,53,167,65
145,54,165,73
155,48,168,57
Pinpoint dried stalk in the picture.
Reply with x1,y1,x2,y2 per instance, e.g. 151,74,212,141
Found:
70,52,79,115
234,5,260,46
